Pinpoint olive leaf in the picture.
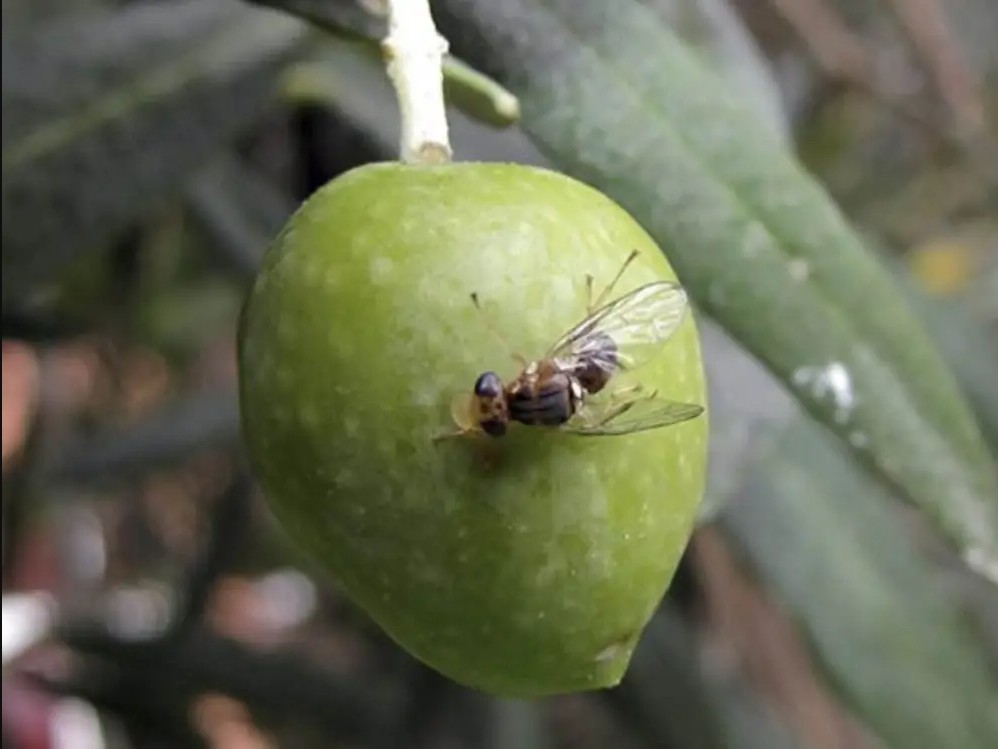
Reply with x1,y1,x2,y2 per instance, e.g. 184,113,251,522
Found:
610,608,803,749
896,267,998,457
246,0,383,41
258,0,522,129
282,40,533,164
52,389,241,486
431,0,998,582
441,56,521,128
186,156,297,282
1,0,305,303
721,421,998,749
651,0,789,139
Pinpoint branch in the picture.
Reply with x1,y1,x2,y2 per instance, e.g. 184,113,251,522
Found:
164,471,253,640
766,0,871,81
382,0,452,163
52,626,393,743
883,0,984,135
765,0,953,142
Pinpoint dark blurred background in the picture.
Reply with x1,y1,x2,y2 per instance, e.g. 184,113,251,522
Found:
2,1,997,748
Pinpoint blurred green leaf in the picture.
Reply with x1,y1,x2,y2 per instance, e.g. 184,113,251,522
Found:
246,0,383,41
281,41,531,162
253,1,522,128
896,266,998,458
137,277,243,357
52,389,240,486
442,56,521,128
186,156,295,281
280,43,398,156
489,699,550,749
697,319,794,521
285,47,522,131
1,0,106,29
432,0,998,582
1,0,305,304
721,422,998,749
651,0,788,138
608,607,803,749
606,609,727,749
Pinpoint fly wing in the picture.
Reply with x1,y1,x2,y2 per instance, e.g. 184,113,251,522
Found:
547,281,689,376
564,391,704,436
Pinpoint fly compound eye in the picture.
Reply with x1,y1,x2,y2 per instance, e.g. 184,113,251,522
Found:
473,371,503,398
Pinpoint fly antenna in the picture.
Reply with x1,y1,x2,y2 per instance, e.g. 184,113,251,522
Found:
589,249,639,312
470,293,527,367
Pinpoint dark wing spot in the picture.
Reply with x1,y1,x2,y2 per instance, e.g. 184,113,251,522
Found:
575,333,618,393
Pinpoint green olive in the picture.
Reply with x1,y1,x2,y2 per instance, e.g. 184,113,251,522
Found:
238,162,707,697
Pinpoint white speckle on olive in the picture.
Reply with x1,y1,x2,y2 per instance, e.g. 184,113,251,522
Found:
595,642,625,663
788,258,811,281
371,256,394,283
276,318,297,345
300,409,320,432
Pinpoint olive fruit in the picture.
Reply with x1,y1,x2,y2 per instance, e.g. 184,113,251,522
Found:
238,162,707,696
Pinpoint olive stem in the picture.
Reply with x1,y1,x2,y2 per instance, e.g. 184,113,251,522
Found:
382,0,452,164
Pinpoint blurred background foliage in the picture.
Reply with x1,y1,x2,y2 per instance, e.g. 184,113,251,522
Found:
2,0,997,748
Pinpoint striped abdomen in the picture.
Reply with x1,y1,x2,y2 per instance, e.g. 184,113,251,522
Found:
508,372,578,427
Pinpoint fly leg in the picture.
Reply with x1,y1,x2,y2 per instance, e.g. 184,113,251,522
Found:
431,393,485,443
607,383,656,403
583,399,636,429
574,384,656,430
587,249,640,314
431,427,477,443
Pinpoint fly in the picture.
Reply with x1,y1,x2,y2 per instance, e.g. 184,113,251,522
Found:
442,250,704,439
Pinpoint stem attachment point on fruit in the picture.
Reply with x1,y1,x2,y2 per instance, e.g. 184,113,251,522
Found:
383,0,452,165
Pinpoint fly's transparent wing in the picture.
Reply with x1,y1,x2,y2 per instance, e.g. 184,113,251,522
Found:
564,391,704,436
547,281,689,376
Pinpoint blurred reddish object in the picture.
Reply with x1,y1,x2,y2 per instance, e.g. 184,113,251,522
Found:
1,673,55,749
2,340,40,473
193,694,275,749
